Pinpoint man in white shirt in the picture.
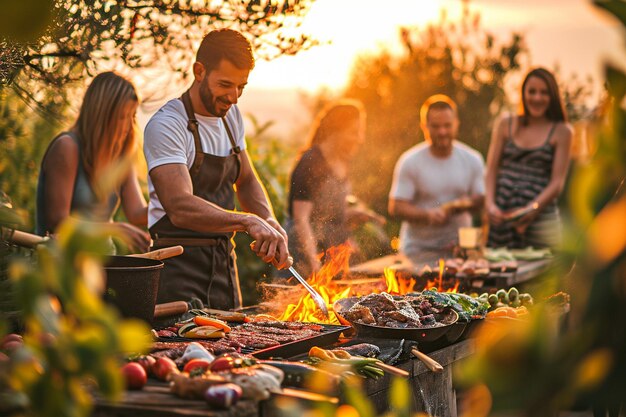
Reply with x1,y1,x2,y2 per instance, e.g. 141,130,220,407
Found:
144,29,291,310
388,94,485,264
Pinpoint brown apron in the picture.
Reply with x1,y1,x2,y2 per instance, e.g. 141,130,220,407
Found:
150,90,242,310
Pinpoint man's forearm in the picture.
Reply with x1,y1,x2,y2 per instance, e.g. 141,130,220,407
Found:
389,199,430,223
236,176,276,221
165,193,253,234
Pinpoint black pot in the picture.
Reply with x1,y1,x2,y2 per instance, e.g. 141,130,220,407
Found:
103,256,163,326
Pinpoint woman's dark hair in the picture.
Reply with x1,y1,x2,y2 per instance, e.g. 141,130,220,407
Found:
196,28,255,72
308,99,365,148
520,67,567,124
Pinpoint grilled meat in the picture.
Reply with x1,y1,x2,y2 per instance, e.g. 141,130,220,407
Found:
336,343,381,358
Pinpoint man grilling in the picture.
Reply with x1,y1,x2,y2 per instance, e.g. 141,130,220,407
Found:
144,29,291,310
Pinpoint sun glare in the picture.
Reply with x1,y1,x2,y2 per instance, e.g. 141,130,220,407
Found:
249,0,446,92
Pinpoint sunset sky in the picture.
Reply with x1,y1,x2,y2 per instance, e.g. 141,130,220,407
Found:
138,0,626,138
247,0,624,93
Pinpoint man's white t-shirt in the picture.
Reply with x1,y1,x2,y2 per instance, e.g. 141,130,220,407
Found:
389,140,485,260
143,99,247,228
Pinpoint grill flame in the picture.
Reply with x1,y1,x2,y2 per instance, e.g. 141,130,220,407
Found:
275,246,459,323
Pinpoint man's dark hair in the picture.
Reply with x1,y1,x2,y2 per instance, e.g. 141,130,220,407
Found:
420,94,458,125
196,29,255,72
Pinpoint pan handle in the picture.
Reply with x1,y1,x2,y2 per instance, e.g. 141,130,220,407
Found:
154,301,189,318
131,245,184,261
411,347,443,373
4,229,48,248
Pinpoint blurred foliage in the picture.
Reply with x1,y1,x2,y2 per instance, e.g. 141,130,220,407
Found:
343,5,527,223
0,0,317,115
0,218,151,417
236,115,298,305
455,1,626,414
0,87,67,230
267,375,423,417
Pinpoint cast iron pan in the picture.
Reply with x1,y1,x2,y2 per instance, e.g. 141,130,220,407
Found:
333,296,458,343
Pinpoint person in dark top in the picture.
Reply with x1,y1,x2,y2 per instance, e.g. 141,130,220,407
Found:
485,67,573,248
36,72,149,253
286,100,385,277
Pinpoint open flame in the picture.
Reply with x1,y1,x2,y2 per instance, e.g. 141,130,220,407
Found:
423,258,460,293
384,267,416,295
275,248,459,324
277,243,354,324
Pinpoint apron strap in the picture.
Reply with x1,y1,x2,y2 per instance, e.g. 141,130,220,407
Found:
221,117,241,154
181,90,204,180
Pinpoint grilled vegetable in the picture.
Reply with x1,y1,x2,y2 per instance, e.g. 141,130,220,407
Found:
183,326,224,339
258,360,341,390
308,347,384,379
193,316,232,333
204,383,242,408
178,322,197,337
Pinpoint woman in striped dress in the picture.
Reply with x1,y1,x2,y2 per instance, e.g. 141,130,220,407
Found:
486,68,573,249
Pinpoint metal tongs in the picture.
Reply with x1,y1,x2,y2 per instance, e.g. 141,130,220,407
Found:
287,264,330,319
250,240,329,318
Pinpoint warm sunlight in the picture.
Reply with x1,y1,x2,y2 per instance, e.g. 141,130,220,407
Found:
247,0,626,95
248,0,447,91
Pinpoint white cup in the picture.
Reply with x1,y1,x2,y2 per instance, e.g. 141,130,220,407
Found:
458,227,481,249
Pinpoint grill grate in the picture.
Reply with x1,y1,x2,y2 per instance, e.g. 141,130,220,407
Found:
157,323,351,359
250,324,350,359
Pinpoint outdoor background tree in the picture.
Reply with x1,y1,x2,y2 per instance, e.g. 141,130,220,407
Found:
342,6,526,228
0,0,316,114
0,0,315,229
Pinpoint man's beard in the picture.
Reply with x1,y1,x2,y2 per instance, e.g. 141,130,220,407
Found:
199,79,230,117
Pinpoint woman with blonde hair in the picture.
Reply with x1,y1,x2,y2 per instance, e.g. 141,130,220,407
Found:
36,71,149,252
485,67,573,249
286,99,385,277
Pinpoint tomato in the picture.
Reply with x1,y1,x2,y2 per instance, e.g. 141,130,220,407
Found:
152,357,179,381
1,334,23,351
183,358,212,374
121,362,147,390
1,340,23,352
209,356,236,372
135,355,156,376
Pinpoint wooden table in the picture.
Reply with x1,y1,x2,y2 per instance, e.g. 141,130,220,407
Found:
93,385,257,417
362,339,473,416
93,339,473,417
349,253,553,291
466,258,552,290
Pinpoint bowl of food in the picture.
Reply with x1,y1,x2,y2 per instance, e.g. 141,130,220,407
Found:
333,293,458,343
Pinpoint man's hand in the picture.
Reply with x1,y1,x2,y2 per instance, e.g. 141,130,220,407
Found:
265,217,288,244
425,207,449,226
114,222,151,253
245,216,291,269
